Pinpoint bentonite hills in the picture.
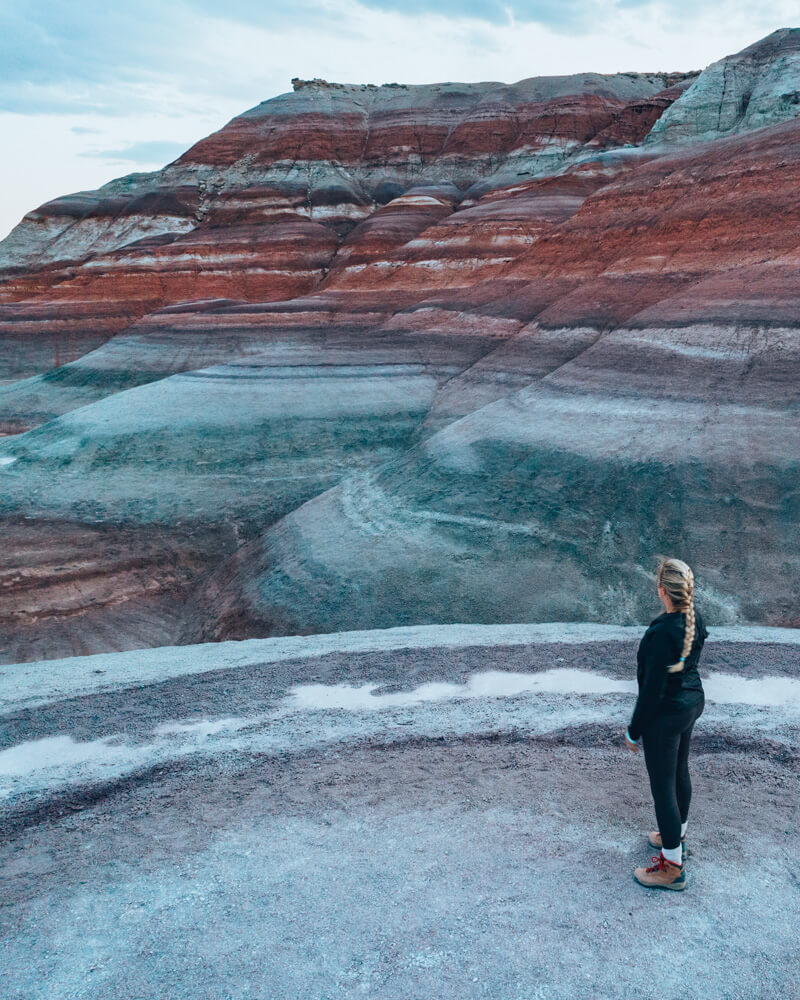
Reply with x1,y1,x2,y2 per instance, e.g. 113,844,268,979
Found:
1,28,800,665
3,25,800,1000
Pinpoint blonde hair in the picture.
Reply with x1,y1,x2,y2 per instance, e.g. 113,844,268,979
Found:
657,557,695,673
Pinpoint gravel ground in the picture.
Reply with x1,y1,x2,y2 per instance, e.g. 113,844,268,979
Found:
1,630,798,999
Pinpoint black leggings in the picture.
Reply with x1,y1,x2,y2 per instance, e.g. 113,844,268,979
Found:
642,695,705,851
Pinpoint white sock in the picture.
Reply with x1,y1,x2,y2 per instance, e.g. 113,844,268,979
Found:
662,844,683,865
681,821,688,838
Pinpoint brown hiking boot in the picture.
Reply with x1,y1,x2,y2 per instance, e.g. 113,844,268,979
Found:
634,853,686,891
648,831,691,857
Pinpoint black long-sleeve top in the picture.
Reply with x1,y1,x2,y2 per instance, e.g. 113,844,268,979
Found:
627,609,708,742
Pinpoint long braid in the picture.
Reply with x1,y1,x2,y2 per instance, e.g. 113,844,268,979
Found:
658,559,696,673
680,574,696,664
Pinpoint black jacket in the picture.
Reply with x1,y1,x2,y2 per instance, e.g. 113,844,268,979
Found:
628,609,707,742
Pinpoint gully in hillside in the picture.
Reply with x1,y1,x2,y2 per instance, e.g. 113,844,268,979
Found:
624,557,708,891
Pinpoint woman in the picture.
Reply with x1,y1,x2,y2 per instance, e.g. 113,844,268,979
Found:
624,557,708,891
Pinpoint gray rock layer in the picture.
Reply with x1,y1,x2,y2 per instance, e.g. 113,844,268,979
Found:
647,28,800,144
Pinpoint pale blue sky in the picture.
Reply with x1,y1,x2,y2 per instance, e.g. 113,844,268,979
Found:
0,0,795,240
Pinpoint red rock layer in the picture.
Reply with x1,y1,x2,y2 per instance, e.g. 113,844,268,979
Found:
324,169,612,294
0,219,339,379
0,517,237,664
179,79,690,175
467,116,800,330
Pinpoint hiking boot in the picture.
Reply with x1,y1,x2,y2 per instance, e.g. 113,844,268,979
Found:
634,853,686,891
648,831,691,857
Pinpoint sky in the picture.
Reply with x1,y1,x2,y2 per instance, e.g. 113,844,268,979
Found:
0,0,796,241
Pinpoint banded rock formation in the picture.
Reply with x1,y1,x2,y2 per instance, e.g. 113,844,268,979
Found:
0,29,798,663
0,70,689,383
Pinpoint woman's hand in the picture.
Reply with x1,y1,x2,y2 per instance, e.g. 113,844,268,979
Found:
624,730,640,754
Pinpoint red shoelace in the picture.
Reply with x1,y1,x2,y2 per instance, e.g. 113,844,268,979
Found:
645,854,681,873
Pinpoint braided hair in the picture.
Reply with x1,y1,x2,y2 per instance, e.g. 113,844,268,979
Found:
656,558,696,673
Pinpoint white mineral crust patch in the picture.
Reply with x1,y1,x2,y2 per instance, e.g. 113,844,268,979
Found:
1,626,798,807
2,622,797,711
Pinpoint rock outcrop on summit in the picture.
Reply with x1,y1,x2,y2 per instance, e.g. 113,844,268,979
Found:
646,27,800,144
1,30,798,662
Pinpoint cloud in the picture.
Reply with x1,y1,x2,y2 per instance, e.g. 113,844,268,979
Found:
0,0,795,117
352,0,593,29
0,0,352,113
0,2,183,87
0,2,186,113
78,139,189,164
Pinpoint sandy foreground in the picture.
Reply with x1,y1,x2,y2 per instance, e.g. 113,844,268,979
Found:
1,624,799,999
